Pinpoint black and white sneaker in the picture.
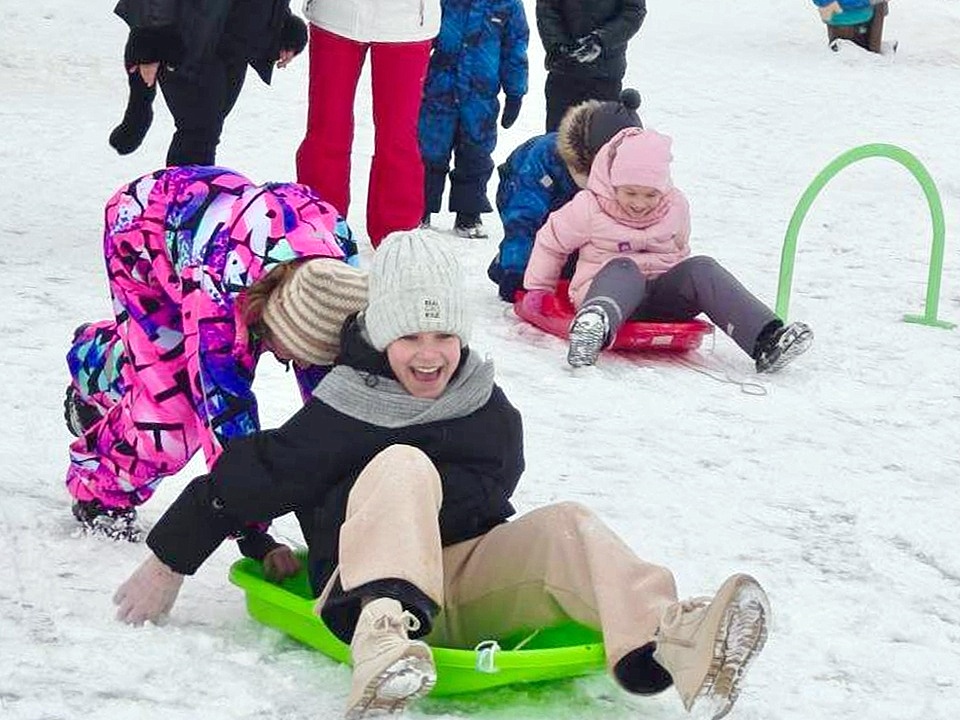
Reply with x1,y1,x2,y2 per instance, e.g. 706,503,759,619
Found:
567,306,610,368
64,385,103,437
755,322,814,373
453,213,488,239
73,499,144,542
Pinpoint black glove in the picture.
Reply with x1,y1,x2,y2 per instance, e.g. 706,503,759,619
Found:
568,32,602,64
500,96,522,129
498,271,525,303
280,14,308,55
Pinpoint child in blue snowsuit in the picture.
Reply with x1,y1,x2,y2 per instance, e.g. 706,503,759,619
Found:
488,88,642,301
418,0,529,238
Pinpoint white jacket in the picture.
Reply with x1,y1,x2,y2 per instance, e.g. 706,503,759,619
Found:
302,0,440,43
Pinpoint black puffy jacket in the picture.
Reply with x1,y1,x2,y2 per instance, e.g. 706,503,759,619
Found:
114,0,306,83
536,0,646,79
146,319,526,595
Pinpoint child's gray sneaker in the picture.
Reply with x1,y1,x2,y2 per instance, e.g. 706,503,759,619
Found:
567,305,610,368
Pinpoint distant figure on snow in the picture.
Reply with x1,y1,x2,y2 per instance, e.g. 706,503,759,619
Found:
524,128,815,371
813,0,893,54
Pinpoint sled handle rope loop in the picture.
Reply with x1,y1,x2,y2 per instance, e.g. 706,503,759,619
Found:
776,143,954,329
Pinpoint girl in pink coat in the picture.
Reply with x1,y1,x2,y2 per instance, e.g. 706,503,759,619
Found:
65,166,368,553
524,127,813,370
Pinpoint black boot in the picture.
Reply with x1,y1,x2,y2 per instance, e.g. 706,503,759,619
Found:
72,499,143,542
754,321,814,373
109,71,156,155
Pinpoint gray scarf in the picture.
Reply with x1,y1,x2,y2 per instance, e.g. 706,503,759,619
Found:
313,352,496,428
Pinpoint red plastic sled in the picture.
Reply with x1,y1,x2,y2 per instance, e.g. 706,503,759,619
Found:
515,281,713,353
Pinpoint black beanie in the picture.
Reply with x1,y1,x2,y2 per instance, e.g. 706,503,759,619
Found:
586,88,643,156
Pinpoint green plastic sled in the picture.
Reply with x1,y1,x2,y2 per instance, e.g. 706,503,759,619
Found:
228,557,607,696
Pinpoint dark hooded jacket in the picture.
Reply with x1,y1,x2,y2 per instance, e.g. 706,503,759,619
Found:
535,0,645,79
115,0,307,84
146,316,525,603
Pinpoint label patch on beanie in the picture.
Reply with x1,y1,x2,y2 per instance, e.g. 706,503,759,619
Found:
419,296,444,324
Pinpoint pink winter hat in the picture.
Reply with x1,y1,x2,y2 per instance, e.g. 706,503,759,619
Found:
608,129,674,191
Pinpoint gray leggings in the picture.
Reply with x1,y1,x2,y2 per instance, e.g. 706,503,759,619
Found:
582,256,779,356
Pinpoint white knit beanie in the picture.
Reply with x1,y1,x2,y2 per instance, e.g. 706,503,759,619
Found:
364,229,472,351
262,258,369,366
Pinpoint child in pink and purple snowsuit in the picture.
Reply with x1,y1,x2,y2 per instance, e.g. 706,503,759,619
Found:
65,166,367,563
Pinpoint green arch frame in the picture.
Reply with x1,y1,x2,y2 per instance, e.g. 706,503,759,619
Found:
775,143,955,329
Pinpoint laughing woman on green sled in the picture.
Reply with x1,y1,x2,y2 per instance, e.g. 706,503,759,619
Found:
114,229,771,720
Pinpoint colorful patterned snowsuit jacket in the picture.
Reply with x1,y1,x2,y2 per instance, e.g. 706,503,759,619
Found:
66,166,355,509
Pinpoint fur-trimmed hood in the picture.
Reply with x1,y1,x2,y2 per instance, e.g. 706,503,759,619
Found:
556,99,601,181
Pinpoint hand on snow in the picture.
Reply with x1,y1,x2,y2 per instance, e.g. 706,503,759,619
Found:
568,33,602,64
263,544,301,582
114,553,184,625
500,96,522,129
818,2,843,22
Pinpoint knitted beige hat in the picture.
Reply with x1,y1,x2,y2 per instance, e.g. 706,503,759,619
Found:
262,258,369,366
364,229,471,351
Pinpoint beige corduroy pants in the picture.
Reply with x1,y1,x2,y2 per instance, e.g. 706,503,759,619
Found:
329,444,679,669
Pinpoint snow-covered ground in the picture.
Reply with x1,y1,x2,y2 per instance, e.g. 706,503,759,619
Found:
2,1,959,719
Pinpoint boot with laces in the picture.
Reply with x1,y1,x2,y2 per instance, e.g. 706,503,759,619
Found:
567,305,610,367
345,597,436,719
754,321,814,374
653,573,770,720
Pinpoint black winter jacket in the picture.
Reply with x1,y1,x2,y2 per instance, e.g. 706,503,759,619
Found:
535,0,646,79
115,0,307,84
146,319,526,596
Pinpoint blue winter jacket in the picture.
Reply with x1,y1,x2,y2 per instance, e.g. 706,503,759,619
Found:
422,0,529,124
488,133,578,300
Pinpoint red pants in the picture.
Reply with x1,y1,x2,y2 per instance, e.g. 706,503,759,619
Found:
296,26,431,248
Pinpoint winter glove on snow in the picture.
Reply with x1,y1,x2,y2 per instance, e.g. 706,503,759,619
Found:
568,32,602,64
818,1,843,21
114,553,184,626
500,96,522,129
262,545,302,582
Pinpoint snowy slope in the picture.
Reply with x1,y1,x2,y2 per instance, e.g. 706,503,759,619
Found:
1,1,958,719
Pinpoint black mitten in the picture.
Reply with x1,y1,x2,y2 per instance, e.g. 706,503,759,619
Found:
500,96,523,129
109,70,156,155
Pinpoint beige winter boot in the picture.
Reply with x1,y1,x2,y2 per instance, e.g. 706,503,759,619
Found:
653,573,770,720
344,598,436,719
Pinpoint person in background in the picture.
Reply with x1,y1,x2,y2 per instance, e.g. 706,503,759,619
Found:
113,230,770,720
65,166,367,565
536,0,646,132
525,128,814,371
487,88,642,302
296,0,440,248
813,0,892,54
109,0,308,164
418,0,529,239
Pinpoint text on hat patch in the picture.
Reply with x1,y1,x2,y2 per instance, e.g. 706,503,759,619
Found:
419,296,445,324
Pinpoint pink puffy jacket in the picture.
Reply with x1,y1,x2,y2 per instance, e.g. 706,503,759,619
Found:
524,128,691,307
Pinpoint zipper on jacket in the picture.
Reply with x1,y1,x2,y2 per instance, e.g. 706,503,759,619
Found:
419,0,424,26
